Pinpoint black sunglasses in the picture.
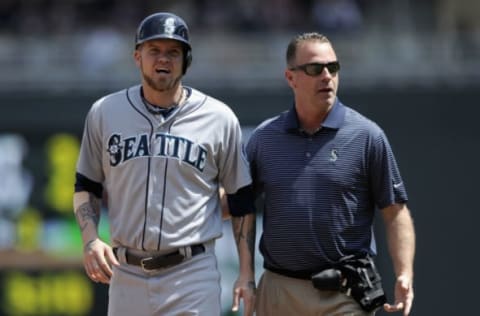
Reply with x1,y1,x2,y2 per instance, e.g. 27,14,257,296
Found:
289,61,340,76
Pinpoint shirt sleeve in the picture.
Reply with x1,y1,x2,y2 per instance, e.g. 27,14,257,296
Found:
245,129,264,200
217,112,252,194
369,129,408,209
226,184,256,216
75,172,103,198
76,102,105,184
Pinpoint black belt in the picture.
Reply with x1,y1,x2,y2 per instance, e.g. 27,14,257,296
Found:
265,263,317,280
114,244,205,271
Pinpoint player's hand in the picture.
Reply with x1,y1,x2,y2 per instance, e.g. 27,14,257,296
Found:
384,275,414,316
232,276,256,316
83,238,120,284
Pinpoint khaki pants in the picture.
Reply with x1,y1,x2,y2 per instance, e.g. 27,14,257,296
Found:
256,269,375,316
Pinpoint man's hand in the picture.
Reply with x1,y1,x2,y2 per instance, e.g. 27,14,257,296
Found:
232,276,256,316
383,275,414,316
83,238,119,284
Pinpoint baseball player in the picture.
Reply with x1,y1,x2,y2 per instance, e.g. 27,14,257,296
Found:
73,12,256,316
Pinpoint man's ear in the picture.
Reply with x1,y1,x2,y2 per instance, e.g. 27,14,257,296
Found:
133,49,141,67
285,69,296,89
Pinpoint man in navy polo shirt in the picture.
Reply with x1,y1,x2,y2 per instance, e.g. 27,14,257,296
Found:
235,32,416,315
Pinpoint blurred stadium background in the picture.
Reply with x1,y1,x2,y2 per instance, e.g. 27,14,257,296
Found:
0,1,478,315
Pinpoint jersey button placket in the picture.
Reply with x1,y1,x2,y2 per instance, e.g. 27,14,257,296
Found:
305,136,313,159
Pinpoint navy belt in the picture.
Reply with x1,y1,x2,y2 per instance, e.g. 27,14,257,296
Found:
114,244,205,271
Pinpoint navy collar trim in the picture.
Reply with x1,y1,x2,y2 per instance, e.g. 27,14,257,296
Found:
285,99,346,132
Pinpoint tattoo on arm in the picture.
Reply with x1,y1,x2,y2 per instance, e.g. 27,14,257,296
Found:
248,280,256,293
75,193,101,232
83,239,96,252
232,216,243,245
232,216,256,267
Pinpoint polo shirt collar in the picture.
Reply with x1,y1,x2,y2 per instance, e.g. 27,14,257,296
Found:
285,98,346,132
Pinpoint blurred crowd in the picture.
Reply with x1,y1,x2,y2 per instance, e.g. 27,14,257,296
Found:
0,0,368,35
0,0,479,89
0,0,479,35
1,0,479,54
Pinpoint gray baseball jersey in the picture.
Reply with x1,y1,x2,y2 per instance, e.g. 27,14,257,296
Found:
76,85,251,251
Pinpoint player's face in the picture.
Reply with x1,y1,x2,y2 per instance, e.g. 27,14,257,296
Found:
285,40,339,111
134,39,184,92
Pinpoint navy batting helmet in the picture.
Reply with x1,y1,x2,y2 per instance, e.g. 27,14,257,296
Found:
135,12,192,74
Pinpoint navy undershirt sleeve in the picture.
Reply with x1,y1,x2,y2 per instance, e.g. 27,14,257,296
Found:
227,184,256,217
75,172,103,199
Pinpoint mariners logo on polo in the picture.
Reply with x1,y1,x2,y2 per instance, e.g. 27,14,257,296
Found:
329,148,338,162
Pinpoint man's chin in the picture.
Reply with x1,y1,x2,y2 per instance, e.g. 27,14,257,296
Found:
145,79,172,92
145,75,181,93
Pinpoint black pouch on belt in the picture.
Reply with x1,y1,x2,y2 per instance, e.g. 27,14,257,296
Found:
311,254,387,312
337,254,387,312
311,268,344,291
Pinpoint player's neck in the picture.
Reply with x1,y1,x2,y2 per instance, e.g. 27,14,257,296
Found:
142,86,184,109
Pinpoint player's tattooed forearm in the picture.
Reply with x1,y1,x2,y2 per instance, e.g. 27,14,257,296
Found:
232,215,256,267
76,202,99,231
88,192,101,212
75,194,100,232
248,280,256,293
233,217,255,246
246,216,256,267
232,216,245,245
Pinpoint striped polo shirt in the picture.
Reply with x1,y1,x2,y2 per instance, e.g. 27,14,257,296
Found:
247,99,408,273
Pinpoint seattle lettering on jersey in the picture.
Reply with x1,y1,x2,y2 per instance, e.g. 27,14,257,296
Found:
107,133,208,171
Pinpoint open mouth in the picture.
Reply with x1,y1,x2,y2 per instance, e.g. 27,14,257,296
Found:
155,68,170,74
318,87,332,93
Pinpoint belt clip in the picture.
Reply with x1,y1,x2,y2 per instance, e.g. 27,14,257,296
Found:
140,256,154,272
179,246,192,259
115,247,128,264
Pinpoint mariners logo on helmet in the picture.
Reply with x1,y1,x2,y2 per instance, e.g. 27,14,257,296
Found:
164,18,176,36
